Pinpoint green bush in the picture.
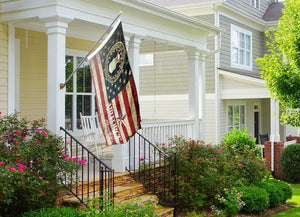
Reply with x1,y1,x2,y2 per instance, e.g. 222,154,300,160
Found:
222,128,261,157
255,180,283,208
22,207,86,217
268,179,292,202
237,185,269,214
159,132,267,209
0,113,82,217
281,143,300,183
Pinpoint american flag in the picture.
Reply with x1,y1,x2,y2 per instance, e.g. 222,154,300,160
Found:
87,19,141,146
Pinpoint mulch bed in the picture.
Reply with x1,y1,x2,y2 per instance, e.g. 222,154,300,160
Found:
176,203,297,217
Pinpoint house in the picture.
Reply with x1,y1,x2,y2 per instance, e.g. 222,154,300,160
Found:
146,0,300,144
0,0,223,171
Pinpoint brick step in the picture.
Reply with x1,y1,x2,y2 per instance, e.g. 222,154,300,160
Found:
63,181,147,205
62,172,174,217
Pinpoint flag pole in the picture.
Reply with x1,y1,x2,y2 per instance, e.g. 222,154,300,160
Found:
60,11,123,89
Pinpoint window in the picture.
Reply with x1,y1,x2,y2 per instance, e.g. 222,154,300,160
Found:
227,105,245,132
65,52,96,133
231,24,252,70
250,0,260,9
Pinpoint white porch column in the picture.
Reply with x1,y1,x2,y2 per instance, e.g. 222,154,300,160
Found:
112,34,141,172
187,50,206,140
128,34,142,93
44,17,72,134
8,24,15,114
270,99,280,141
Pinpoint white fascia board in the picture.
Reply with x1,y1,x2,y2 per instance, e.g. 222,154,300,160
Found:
113,0,224,35
221,88,270,99
219,69,265,85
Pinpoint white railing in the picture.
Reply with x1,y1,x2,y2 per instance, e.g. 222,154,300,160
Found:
139,119,196,145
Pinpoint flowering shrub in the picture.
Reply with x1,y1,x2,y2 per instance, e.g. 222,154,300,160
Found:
0,113,82,217
83,193,162,216
159,131,267,209
211,188,245,217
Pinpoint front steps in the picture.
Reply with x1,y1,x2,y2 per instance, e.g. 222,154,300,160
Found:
62,172,174,216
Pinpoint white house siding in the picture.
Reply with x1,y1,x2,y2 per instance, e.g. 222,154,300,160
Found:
205,94,217,144
0,23,8,115
139,50,189,120
225,0,271,19
219,14,265,75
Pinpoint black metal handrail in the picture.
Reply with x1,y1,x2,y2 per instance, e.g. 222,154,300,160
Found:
60,127,114,209
126,132,178,217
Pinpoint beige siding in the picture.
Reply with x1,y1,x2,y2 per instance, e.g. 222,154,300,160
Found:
14,28,95,122
140,50,188,96
197,14,216,93
15,28,47,121
66,37,94,51
0,23,8,115
140,94,188,120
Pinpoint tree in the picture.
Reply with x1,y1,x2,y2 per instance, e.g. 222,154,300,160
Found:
257,0,300,127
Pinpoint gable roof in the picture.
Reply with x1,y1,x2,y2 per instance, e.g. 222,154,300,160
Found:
262,2,284,21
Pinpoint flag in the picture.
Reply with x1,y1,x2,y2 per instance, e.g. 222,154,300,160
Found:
87,19,141,146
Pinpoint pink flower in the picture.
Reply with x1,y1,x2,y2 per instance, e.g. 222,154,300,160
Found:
66,140,70,144
213,158,217,160
238,151,242,153
0,111,1,114
19,169,24,173
81,160,87,165
36,129,41,133
72,157,78,161
8,134,13,138
239,163,243,166
17,163,25,169
139,157,145,161
160,153,164,156
0,162,4,166
7,167,16,171
217,149,222,152
168,144,171,147
162,143,165,146
14,130,20,134
38,176,43,180
62,154,68,158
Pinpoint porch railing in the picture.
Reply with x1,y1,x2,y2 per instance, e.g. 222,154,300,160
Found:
60,127,114,209
140,119,195,145
126,132,178,217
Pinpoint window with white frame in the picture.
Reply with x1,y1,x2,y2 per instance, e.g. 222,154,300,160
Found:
65,53,96,133
250,0,260,9
227,105,245,132
231,24,252,70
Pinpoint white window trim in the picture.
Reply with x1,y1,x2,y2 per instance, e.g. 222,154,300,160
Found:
65,49,96,135
227,103,246,132
250,0,260,9
230,24,253,71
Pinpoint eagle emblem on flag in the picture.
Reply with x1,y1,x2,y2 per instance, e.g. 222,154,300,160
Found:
87,19,141,146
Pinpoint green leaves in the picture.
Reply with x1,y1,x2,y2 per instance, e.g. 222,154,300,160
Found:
256,0,300,127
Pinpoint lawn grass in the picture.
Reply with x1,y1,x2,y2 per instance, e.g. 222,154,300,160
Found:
271,184,300,216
